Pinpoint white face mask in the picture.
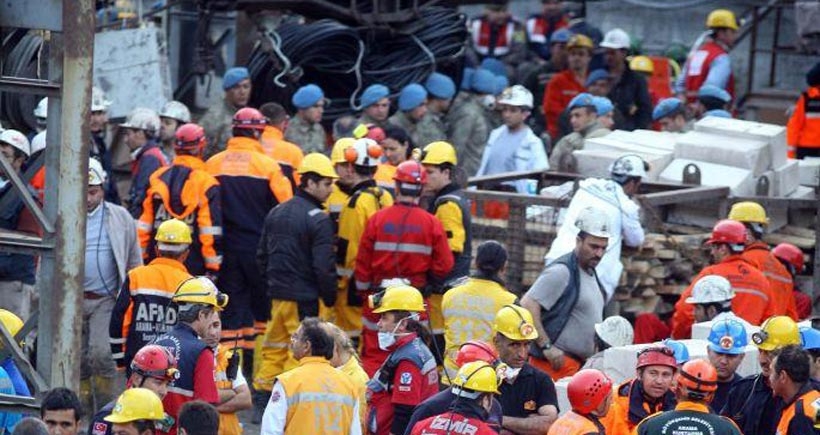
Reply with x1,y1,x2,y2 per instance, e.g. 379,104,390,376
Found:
377,316,413,351
503,367,522,383
480,95,496,110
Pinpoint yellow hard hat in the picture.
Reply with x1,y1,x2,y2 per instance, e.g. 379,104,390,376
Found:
298,153,338,179
173,277,229,311
493,305,539,341
728,201,769,225
370,284,425,314
0,310,23,338
567,34,594,50
421,141,458,166
104,388,165,423
706,9,738,30
452,361,500,396
629,56,654,74
331,138,355,164
752,316,800,351
154,219,193,247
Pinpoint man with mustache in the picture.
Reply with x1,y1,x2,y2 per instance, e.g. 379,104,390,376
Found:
521,206,608,380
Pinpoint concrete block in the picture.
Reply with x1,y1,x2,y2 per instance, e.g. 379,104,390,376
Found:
774,160,800,197
572,148,670,181
606,129,677,152
584,137,674,174
694,117,788,168
675,131,771,176
790,185,816,199
659,158,755,196
798,158,820,187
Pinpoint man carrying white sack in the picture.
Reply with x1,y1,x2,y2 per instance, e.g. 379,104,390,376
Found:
543,154,647,303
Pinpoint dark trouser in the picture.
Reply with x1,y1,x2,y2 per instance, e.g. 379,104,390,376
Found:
796,147,820,159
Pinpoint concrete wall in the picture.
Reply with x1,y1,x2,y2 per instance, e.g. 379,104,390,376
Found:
461,1,817,96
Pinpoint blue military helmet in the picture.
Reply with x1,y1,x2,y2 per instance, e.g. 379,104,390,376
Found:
360,84,390,108
800,327,820,350
550,28,573,44
661,339,690,365
707,319,748,355
704,109,732,119
567,92,596,111
460,67,475,91
398,84,428,111
222,67,249,90
493,75,510,96
480,57,507,78
470,68,497,95
425,72,456,100
592,96,614,116
698,84,731,103
652,98,684,121
291,84,326,110
585,69,611,88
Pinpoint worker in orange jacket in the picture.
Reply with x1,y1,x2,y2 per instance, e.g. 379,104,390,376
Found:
773,243,813,320
205,107,293,381
672,219,776,339
600,346,678,435
728,201,798,319
259,102,304,188
787,62,820,159
542,34,593,141
137,123,222,277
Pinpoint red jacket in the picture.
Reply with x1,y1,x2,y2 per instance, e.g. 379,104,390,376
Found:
742,242,797,320
543,69,586,139
410,412,497,435
787,87,820,155
354,202,454,375
672,254,776,339
683,40,735,103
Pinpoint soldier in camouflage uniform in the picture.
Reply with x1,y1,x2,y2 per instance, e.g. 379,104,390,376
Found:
388,83,446,148
549,93,611,173
421,72,457,148
356,83,391,129
445,68,495,177
200,67,251,159
284,84,329,153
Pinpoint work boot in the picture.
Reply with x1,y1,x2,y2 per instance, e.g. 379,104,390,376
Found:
251,389,271,424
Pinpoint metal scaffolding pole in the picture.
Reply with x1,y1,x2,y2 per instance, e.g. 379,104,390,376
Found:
35,0,95,388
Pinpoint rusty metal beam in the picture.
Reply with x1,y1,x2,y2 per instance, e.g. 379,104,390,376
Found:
638,186,730,207
0,323,48,394
0,155,54,234
36,0,95,389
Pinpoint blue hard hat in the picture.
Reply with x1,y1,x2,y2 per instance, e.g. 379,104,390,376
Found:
551,28,573,44
425,72,456,100
360,84,390,108
223,67,250,90
698,84,731,103
471,69,497,95
480,58,507,79
461,68,475,91
585,69,610,87
652,98,684,121
704,109,732,119
592,96,614,116
567,92,596,110
398,83,428,111
662,339,690,365
707,319,748,355
292,84,325,109
800,327,820,350
493,75,510,95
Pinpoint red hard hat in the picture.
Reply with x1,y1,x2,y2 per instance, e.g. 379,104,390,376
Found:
567,369,613,414
365,125,386,143
232,107,266,131
772,243,804,274
455,341,499,367
131,345,179,381
677,359,718,394
393,160,427,185
706,219,746,246
636,345,678,370
174,123,206,153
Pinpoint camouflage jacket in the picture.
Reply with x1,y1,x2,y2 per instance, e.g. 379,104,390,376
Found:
445,93,491,177
284,116,327,153
199,98,238,159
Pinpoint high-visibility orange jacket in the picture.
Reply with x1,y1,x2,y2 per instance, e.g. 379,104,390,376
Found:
137,155,222,275
672,254,776,339
787,86,820,157
543,69,586,140
260,125,304,187
205,136,293,251
600,378,676,435
742,241,797,320
776,383,820,435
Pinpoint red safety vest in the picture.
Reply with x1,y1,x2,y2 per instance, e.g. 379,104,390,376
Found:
683,40,735,103
470,18,516,57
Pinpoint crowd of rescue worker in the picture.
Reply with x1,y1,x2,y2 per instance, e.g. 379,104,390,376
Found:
2,1,820,434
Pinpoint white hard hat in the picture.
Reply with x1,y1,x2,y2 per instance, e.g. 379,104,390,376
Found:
610,154,648,181
575,206,611,239
120,107,161,137
594,316,634,347
31,131,47,155
496,85,534,109
33,97,48,119
91,87,112,112
600,28,631,49
0,129,31,157
685,275,735,304
159,101,191,123
346,138,382,167
88,158,107,186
